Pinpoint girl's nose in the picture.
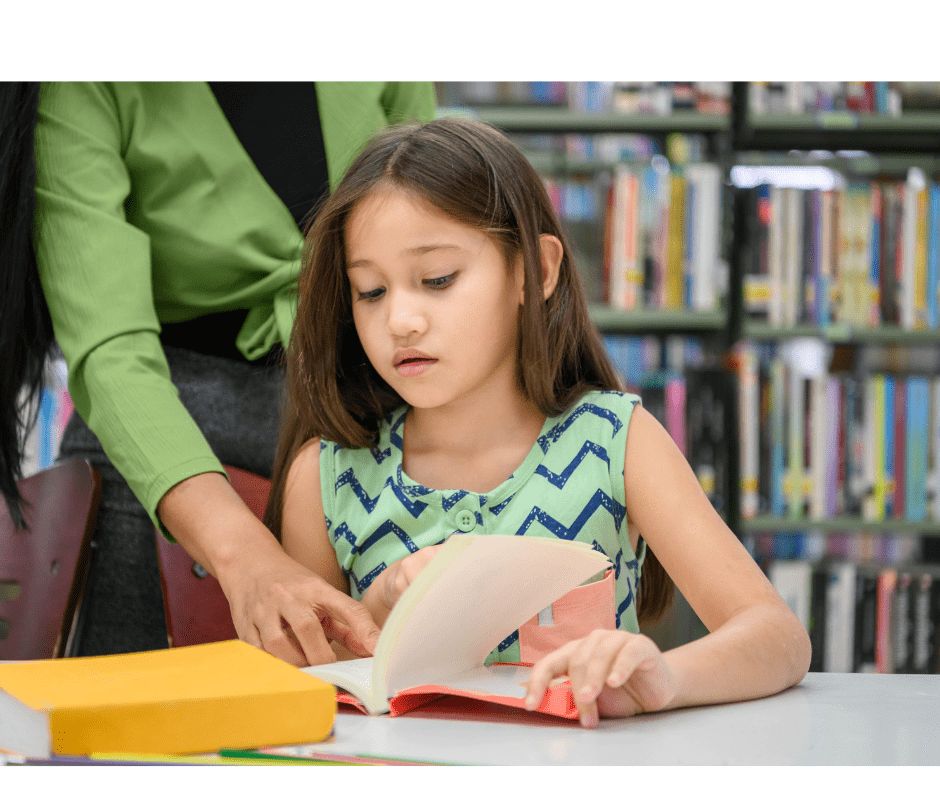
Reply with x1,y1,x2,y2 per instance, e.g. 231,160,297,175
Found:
387,295,428,338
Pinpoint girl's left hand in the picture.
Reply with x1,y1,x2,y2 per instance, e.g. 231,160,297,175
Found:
524,630,678,728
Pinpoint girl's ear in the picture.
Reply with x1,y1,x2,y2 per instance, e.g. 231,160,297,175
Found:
538,234,563,301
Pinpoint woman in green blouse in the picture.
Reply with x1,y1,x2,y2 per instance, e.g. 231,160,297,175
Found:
0,81,436,663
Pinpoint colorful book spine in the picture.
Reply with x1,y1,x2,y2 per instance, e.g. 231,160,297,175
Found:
868,183,882,328
900,179,917,329
876,567,897,673
738,343,760,520
688,163,721,312
771,356,787,517
787,366,806,519
810,375,828,519
864,375,885,521
883,375,895,519
892,375,905,520
768,186,785,326
932,380,940,521
928,183,940,329
906,376,930,521
825,376,841,517
665,173,686,309
914,187,929,329
664,375,687,456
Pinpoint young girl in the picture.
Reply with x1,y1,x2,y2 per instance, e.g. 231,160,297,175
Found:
265,116,811,728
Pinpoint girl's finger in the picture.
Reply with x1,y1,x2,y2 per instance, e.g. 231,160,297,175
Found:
606,634,659,687
568,633,631,707
524,642,576,710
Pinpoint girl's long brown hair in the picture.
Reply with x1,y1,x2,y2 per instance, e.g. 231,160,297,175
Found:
264,117,673,626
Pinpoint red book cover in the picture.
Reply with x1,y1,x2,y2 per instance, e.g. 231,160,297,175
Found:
876,568,897,673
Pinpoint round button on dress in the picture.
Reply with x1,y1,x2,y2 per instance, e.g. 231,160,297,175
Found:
454,510,475,531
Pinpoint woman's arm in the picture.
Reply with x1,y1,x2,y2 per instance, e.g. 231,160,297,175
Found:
36,83,382,667
526,405,810,724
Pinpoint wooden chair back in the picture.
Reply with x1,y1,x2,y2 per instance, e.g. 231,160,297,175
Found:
155,465,271,647
0,458,100,660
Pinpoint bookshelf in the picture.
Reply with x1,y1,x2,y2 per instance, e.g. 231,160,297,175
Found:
439,82,940,668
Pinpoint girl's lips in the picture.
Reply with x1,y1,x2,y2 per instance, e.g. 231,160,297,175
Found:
394,358,437,378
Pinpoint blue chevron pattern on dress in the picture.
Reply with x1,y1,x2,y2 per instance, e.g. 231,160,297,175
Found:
350,562,387,596
537,402,624,453
370,446,392,464
337,469,429,518
496,630,519,653
514,489,626,540
332,521,359,551
616,578,635,629
389,411,406,451
534,441,610,489
441,490,469,511
489,495,514,516
394,465,434,498
356,520,421,556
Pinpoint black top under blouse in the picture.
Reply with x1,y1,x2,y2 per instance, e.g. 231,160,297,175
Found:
160,82,331,363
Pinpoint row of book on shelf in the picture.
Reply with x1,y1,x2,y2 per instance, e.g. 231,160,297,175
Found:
440,81,940,117
768,558,940,674
437,81,731,115
736,341,940,526
540,156,727,314
748,82,902,117
740,172,940,331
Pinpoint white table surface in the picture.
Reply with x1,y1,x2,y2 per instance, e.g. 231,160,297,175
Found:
294,673,940,766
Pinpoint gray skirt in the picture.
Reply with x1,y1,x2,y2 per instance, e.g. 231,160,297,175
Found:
58,345,285,656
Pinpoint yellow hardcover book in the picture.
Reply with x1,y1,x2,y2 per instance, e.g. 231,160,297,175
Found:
665,173,686,309
915,187,929,329
0,639,335,758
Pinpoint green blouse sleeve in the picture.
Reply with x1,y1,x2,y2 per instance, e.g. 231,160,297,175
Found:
33,81,436,538
33,82,224,535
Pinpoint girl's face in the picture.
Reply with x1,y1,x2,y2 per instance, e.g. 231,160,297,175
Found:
344,187,525,413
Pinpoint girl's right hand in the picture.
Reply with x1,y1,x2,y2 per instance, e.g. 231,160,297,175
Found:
363,544,444,626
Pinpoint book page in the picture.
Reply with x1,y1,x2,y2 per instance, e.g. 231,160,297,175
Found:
378,534,610,696
300,658,386,715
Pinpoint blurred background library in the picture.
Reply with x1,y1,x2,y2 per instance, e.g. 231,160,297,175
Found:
23,81,940,676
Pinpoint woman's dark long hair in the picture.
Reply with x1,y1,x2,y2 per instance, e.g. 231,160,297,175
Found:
0,82,54,530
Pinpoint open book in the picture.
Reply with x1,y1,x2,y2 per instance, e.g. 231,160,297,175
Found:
302,533,611,717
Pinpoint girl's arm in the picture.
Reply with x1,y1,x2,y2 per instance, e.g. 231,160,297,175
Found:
525,405,811,725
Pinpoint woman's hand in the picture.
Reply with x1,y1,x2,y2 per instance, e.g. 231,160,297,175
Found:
361,544,444,627
157,471,382,668
524,630,678,728
218,535,382,667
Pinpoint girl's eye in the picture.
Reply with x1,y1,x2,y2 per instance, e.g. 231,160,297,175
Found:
356,287,385,302
423,273,457,289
